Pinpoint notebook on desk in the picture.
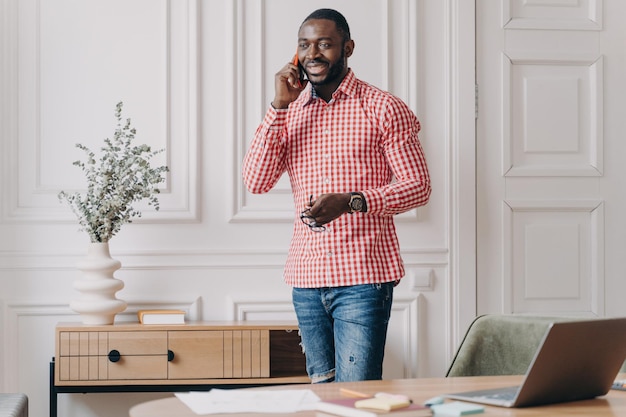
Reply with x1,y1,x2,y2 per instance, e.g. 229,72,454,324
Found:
444,317,626,408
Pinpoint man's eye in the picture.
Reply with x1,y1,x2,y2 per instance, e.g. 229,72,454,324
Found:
319,43,330,48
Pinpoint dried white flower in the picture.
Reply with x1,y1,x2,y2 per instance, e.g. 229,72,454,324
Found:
58,102,169,243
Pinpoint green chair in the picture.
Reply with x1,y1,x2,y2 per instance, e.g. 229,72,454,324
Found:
446,314,577,377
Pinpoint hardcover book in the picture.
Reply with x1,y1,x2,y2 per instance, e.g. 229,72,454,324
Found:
137,309,185,324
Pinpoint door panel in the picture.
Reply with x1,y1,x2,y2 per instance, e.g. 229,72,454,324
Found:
476,0,625,316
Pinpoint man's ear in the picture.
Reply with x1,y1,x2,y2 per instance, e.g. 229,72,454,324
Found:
344,40,355,58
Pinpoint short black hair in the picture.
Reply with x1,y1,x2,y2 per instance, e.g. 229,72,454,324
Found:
301,8,351,42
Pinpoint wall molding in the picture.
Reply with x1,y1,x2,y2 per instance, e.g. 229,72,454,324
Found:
0,0,18,226
502,199,604,315
2,301,73,390
502,0,603,31
445,0,477,363
0,247,449,271
2,0,200,224
502,53,603,177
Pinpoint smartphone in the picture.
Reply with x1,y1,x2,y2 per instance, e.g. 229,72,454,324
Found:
292,53,305,87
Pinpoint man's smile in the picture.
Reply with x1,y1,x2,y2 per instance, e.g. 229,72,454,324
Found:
305,60,329,76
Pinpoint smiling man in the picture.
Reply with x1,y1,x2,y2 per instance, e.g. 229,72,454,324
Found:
242,8,431,383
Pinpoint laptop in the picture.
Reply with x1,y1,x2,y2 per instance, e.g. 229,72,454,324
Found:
444,317,626,407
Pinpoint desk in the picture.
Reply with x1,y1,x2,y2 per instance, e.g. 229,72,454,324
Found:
129,375,626,416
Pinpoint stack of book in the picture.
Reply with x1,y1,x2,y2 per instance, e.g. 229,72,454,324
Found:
137,309,186,324
316,394,432,417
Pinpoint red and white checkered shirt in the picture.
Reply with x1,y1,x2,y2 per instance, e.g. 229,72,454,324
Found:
243,70,431,288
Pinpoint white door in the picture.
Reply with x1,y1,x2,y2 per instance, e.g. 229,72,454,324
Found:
476,0,626,317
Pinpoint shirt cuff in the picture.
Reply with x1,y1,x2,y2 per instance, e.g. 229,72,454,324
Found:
263,105,288,130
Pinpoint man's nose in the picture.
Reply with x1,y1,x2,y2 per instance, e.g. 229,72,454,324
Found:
306,44,320,59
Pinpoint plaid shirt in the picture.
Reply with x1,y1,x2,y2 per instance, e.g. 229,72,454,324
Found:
243,70,431,288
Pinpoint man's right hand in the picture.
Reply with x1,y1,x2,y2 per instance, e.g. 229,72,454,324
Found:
305,193,352,226
271,61,307,109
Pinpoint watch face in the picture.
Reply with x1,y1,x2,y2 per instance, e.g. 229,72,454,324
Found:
350,195,363,212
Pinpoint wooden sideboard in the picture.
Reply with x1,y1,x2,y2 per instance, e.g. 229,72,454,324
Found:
50,321,309,417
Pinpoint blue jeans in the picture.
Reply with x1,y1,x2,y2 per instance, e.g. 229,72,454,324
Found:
292,283,394,383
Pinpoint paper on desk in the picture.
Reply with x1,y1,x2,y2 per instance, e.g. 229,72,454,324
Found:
175,388,321,414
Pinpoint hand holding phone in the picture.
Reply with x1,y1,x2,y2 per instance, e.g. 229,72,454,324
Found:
271,51,305,109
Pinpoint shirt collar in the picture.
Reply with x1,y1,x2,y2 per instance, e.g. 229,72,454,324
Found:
300,69,357,107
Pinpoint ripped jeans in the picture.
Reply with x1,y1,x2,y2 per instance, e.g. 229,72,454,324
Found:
292,283,394,383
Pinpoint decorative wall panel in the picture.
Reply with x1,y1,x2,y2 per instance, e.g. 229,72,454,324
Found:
503,0,603,30
3,0,199,223
502,54,602,176
503,200,604,314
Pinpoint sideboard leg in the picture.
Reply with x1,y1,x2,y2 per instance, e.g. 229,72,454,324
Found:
50,359,57,417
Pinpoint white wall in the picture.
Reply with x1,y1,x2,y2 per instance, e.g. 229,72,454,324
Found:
0,1,475,416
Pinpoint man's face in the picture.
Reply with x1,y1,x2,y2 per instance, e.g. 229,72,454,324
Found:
297,19,353,88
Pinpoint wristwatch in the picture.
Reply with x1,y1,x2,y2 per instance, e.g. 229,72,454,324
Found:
348,192,367,213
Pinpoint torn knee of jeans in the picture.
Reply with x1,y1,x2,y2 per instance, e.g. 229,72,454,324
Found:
311,369,335,383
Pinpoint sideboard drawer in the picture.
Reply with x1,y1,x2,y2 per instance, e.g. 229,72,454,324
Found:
107,331,169,379
109,356,168,380
108,331,167,355
168,330,226,379
168,330,270,379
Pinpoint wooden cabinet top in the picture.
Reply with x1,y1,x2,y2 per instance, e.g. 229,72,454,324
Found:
55,321,300,332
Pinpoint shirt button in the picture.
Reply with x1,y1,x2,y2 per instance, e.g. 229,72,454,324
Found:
327,252,333,257
323,178,330,184
324,129,330,135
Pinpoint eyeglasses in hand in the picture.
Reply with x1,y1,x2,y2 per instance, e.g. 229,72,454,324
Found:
300,211,326,232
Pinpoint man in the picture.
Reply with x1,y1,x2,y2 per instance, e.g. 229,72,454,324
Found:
242,8,431,382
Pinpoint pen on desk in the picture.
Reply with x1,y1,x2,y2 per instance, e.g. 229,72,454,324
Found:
339,388,370,398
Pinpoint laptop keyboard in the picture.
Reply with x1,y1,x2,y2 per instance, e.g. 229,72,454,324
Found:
471,387,519,402
483,391,516,401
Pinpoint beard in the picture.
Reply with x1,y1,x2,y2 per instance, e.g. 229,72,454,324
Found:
307,48,347,87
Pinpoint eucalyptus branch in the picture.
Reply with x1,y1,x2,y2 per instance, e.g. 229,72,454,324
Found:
58,102,169,243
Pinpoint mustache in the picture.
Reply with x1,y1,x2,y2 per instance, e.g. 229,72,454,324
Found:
306,59,328,65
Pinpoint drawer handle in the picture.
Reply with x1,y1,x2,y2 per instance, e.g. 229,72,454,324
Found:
108,350,121,363
168,350,175,362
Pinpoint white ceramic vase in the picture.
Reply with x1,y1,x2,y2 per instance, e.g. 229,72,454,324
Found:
70,242,127,325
